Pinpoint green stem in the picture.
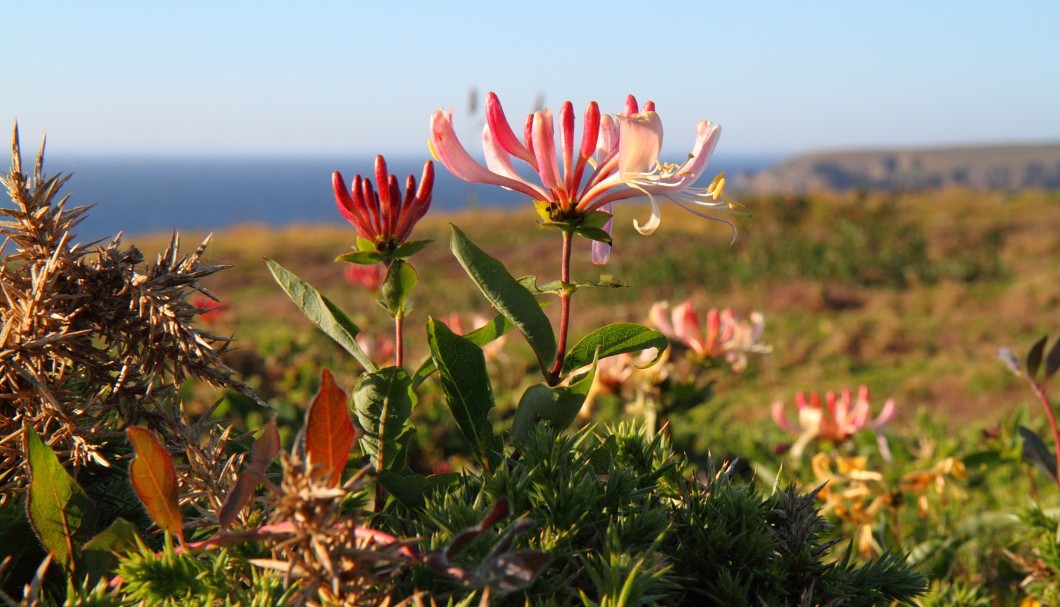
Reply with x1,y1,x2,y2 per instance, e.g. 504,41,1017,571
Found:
395,312,404,368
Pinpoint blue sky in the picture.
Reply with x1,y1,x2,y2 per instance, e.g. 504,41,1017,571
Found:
4,2,1058,159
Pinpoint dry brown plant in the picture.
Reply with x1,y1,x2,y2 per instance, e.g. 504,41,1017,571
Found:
0,124,254,505
251,455,415,607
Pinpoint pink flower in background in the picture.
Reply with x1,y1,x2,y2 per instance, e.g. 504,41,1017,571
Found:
191,295,228,326
356,333,397,367
343,264,386,291
333,155,434,250
429,92,737,263
649,300,768,371
772,385,897,457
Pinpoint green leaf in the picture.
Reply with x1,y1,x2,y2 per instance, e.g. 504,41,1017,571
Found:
378,471,461,510
265,258,377,373
391,239,432,259
127,427,184,543
519,276,566,296
82,517,139,584
512,362,597,448
450,225,556,373
1027,335,1048,379
580,210,613,230
26,426,94,571
1019,425,1058,482
352,367,416,473
412,313,516,388
380,260,418,318
573,226,612,244
427,318,504,470
335,250,385,265
562,323,669,375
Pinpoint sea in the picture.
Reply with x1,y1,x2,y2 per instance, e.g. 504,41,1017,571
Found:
38,153,778,243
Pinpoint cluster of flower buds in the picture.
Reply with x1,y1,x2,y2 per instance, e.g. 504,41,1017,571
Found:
649,300,769,371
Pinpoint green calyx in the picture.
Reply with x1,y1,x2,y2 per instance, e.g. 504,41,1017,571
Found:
336,237,432,265
532,200,612,245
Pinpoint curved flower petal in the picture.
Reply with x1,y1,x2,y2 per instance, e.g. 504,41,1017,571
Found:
531,109,563,192
485,91,536,165
617,112,664,177
429,109,544,199
482,124,551,200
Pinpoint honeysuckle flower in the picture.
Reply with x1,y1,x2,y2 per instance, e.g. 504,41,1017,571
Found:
343,263,386,291
811,453,894,558
333,155,434,253
355,333,396,367
649,300,769,371
429,92,738,263
772,385,897,459
899,456,967,518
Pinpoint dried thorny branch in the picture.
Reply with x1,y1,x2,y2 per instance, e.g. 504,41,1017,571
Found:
0,123,256,504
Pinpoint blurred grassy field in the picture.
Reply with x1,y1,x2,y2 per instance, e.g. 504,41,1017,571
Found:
130,188,1060,431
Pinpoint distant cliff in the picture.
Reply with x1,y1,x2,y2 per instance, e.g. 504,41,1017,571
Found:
730,142,1060,194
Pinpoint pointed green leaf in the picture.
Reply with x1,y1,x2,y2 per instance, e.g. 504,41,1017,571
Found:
391,239,432,259
1019,425,1058,482
378,471,461,510
512,362,597,448
1027,335,1048,380
127,427,184,543
380,260,418,318
427,318,504,470
450,225,556,373
26,426,94,570
265,258,377,373
353,367,416,473
580,210,613,230
82,517,139,584
562,323,669,375
305,369,356,487
412,313,516,388
335,250,385,265
573,226,612,244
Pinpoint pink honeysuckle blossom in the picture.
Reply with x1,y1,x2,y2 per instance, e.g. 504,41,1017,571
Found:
429,92,738,263
772,385,897,458
344,263,386,291
649,300,768,372
333,155,434,250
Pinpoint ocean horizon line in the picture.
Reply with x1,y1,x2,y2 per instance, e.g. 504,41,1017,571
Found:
27,153,779,242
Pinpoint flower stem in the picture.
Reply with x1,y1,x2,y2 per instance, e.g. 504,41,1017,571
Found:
1030,380,1060,489
549,230,574,384
395,312,404,368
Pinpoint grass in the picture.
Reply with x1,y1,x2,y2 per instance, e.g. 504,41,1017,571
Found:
128,187,1060,434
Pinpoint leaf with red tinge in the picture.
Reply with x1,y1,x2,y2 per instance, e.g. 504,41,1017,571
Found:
1045,336,1060,381
306,369,356,487
127,427,184,543
218,418,281,530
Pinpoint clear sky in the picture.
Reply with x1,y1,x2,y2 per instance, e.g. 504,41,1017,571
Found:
4,2,1058,159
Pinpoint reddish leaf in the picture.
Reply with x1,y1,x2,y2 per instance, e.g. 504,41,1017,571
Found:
218,418,280,530
249,417,281,473
127,427,183,543
306,369,356,487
